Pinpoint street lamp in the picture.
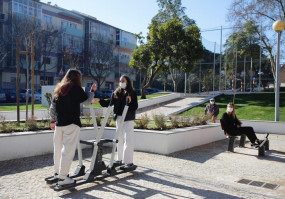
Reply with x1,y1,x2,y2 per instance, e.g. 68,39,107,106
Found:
272,20,285,121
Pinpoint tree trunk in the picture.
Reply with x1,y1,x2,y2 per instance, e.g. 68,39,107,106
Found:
141,88,146,99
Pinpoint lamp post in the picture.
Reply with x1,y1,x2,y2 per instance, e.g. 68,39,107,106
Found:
272,20,285,121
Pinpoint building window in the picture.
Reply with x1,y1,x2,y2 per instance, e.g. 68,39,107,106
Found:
23,5,28,14
70,23,77,29
44,15,52,23
44,57,51,64
13,2,19,12
28,7,34,16
18,4,23,13
61,21,68,29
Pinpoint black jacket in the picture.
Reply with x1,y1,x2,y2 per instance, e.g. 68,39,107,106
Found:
54,83,88,127
221,112,242,133
99,89,138,121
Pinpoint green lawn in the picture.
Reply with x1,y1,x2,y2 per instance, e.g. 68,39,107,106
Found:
0,104,48,111
0,93,168,111
179,93,285,121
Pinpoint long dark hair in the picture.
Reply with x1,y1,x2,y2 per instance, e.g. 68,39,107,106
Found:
114,75,134,99
54,69,82,99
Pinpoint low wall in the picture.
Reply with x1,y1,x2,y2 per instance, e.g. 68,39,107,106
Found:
0,123,224,161
241,120,285,135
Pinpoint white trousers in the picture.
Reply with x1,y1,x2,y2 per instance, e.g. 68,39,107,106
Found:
116,118,134,164
53,124,80,179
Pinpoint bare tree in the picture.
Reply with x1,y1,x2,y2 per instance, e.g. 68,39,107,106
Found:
87,35,116,89
36,23,59,85
12,6,41,119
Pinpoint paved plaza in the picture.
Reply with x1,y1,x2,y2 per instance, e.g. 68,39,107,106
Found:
0,133,284,198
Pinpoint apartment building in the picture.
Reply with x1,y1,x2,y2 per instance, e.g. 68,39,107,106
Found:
0,0,136,90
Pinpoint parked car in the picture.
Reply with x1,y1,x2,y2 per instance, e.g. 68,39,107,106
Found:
94,90,104,99
0,87,6,103
3,89,16,103
20,89,42,102
101,89,114,99
146,88,160,94
135,89,149,96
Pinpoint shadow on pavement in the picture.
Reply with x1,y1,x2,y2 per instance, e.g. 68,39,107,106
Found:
59,166,243,199
168,139,228,163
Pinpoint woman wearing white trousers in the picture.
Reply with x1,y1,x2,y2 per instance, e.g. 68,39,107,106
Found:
95,75,138,168
49,69,96,186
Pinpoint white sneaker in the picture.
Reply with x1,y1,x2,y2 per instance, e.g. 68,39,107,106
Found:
57,177,75,186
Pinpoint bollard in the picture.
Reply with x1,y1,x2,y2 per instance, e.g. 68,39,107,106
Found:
239,134,246,147
228,136,236,152
258,145,265,156
264,140,269,151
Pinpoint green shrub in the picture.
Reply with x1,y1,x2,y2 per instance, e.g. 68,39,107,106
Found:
153,113,167,130
25,117,38,131
135,113,150,129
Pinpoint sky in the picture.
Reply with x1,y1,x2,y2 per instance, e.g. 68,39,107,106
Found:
41,0,233,51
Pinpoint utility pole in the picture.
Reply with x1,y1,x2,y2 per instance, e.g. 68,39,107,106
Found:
259,23,262,90
234,51,237,92
213,42,216,91
31,40,35,118
219,26,222,91
244,56,246,91
16,40,20,123
250,58,253,92
224,52,227,90
199,63,201,94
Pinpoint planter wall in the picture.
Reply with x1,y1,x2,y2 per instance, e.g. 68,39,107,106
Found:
0,124,224,161
1,120,284,161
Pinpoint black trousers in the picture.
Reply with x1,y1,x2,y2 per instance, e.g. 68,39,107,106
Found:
228,127,258,143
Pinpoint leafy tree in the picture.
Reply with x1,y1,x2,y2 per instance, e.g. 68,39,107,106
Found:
129,0,203,98
228,0,285,80
223,21,271,89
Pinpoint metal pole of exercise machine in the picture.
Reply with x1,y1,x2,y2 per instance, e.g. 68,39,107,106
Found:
109,102,129,168
85,105,113,179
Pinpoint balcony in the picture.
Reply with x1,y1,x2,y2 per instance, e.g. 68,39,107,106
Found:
63,26,83,37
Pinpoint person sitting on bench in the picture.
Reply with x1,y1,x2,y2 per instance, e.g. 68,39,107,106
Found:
221,102,262,147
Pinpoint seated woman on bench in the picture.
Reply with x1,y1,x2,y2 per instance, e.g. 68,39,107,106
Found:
221,102,262,147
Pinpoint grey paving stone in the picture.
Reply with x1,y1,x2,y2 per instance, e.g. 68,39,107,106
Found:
0,134,284,198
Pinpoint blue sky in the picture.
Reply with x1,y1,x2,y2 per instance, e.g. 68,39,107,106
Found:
41,0,232,50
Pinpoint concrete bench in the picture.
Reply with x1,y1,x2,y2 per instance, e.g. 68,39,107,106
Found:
226,133,269,155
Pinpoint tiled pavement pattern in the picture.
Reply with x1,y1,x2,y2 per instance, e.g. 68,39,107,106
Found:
0,134,284,198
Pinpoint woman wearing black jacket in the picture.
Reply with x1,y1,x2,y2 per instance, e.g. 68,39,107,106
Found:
49,69,96,186
95,75,138,169
221,102,262,147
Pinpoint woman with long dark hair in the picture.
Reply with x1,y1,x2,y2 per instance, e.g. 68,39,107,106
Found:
94,75,138,169
49,69,96,186
221,103,262,147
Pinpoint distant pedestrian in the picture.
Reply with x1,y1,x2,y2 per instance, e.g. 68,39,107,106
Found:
204,98,219,123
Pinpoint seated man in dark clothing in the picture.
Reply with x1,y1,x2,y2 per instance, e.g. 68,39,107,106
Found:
204,98,219,123
221,102,262,147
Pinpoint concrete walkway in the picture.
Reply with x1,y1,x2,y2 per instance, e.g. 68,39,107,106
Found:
0,133,284,198
136,97,205,119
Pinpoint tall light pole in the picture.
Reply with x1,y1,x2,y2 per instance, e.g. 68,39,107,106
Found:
272,20,285,121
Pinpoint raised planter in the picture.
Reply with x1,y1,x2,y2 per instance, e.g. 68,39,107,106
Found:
1,120,284,162
0,123,224,161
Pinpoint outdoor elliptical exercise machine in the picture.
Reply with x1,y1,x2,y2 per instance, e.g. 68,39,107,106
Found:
45,100,137,191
